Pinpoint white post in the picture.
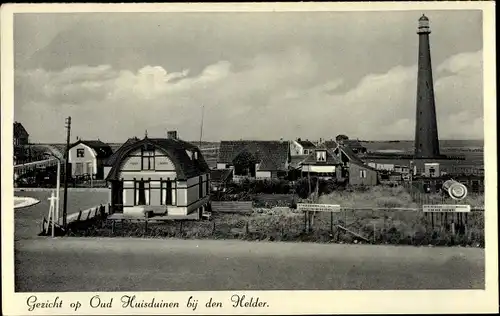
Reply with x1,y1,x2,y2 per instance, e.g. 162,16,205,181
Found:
48,191,56,238
56,160,61,224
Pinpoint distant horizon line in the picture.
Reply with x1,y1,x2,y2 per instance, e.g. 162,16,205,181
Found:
29,138,485,144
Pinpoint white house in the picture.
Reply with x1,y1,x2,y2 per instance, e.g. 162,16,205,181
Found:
68,140,113,180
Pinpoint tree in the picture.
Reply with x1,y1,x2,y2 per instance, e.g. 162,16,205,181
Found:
232,150,258,177
335,134,349,143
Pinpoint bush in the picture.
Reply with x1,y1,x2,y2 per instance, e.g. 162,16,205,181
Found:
295,177,343,199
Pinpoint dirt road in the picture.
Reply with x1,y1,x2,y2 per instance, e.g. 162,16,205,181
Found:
15,237,484,292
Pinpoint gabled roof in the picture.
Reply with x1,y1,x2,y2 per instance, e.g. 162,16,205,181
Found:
70,140,113,159
106,137,210,181
296,139,316,149
301,147,342,165
210,169,233,183
289,155,309,169
340,146,365,165
14,122,29,138
335,145,378,171
218,140,290,171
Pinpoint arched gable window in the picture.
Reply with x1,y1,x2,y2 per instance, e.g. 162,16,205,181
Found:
141,144,155,170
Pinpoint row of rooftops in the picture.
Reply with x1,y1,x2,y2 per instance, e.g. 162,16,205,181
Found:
66,135,369,175
17,116,481,177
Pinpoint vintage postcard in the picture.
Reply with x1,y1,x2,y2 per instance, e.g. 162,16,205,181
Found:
1,2,497,315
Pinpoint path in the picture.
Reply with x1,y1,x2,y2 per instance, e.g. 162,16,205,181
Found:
15,237,484,292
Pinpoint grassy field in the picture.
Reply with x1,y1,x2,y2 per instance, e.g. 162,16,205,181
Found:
66,186,484,247
15,186,484,247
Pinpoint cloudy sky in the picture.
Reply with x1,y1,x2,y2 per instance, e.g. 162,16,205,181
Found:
14,10,483,143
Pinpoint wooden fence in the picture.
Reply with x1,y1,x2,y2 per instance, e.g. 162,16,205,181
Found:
40,204,108,236
211,201,253,214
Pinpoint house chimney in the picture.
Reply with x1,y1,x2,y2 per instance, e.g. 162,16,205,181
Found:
167,131,178,140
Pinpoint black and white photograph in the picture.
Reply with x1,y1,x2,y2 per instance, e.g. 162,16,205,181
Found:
1,2,497,315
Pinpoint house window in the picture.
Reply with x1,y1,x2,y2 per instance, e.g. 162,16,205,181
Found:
304,149,309,155
161,179,176,205
316,150,326,162
141,150,155,170
77,149,85,158
429,167,435,177
360,170,367,178
134,180,150,205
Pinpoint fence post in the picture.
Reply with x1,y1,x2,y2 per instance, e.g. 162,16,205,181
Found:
330,212,333,235
111,220,115,234
464,213,469,241
41,216,47,235
373,222,376,244
245,221,249,235
303,211,307,232
212,221,216,235
451,219,456,239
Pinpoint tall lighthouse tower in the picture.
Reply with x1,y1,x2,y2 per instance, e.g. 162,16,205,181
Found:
414,14,441,158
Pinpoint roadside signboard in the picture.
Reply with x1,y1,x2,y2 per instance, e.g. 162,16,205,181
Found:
422,205,471,213
297,203,341,212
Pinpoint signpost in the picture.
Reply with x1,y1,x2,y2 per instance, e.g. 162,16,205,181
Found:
423,204,471,238
297,204,342,212
297,203,341,232
422,205,471,213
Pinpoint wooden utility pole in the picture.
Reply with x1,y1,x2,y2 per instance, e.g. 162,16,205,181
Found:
62,116,71,230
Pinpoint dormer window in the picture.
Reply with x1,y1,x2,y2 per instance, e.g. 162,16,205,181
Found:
316,150,326,162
